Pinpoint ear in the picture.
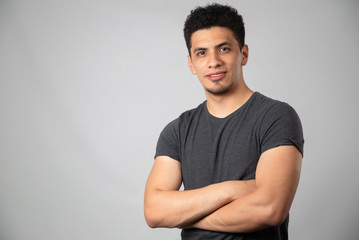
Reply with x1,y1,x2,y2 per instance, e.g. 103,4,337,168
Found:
241,44,249,66
187,55,197,75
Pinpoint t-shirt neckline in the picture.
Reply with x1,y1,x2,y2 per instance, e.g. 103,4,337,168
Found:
204,91,259,120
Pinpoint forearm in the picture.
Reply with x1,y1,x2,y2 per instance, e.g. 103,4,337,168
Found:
144,180,256,228
188,146,302,233
188,190,275,233
145,183,229,228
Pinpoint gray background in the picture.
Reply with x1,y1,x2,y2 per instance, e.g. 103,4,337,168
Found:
1,0,358,239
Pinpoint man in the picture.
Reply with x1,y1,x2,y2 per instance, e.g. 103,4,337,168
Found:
144,3,304,240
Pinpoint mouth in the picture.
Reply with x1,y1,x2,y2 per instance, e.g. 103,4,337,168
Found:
206,71,227,81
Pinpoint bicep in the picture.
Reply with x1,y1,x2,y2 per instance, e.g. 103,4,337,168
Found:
255,145,302,217
145,156,182,192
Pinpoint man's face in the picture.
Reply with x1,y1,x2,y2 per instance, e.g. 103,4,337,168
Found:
188,26,248,96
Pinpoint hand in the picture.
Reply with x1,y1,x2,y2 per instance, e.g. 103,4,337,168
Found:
220,180,257,202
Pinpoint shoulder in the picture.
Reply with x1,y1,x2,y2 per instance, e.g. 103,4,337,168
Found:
252,92,299,120
161,101,206,134
253,93,304,155
177,101,206,126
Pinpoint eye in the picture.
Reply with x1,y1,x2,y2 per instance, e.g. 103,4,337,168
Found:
197,51,205,56
219,47,230,53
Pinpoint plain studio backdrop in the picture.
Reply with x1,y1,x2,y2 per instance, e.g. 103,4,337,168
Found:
1,0,358,239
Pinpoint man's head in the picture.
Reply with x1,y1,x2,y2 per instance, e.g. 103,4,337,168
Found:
183,3,245,56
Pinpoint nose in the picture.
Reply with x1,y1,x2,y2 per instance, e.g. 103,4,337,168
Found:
208,52,223,68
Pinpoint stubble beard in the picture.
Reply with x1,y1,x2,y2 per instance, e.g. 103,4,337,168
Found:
205,81,235,96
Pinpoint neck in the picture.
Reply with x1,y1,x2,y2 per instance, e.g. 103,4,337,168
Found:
205,81,254,118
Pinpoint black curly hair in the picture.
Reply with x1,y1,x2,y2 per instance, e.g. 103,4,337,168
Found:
183,3,245,55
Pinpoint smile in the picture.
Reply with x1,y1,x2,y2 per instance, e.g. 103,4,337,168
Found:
206,71,227,81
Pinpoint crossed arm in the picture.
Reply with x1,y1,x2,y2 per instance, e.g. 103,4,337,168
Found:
144,145,302,233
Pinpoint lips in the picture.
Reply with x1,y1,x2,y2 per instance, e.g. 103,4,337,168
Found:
206,71,227,81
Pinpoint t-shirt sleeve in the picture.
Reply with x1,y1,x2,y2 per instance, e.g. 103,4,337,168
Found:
259,102,304,156
154,118,181,161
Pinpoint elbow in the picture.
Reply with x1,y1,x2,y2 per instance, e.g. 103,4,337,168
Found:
252,193,291,227
146,218,160,229
252,196,289,228
145,215,158,229
144,206,162,228
267,213,287,227
144,191,178,228
262,205,289,227
144,204,173,228
145,208,179,229
144,190,164,228
145,205,181,229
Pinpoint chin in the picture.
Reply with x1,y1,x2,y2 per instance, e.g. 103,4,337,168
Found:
205,83,235,96
206,87,232,96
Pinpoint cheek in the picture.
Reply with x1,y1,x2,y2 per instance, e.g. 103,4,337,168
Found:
231,59,242,72
193,61,206,74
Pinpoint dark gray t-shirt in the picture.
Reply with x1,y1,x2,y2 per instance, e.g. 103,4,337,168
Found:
155,92,304,240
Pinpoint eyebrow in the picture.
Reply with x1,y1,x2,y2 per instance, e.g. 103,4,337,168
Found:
216,41,233,48
193,41,233,54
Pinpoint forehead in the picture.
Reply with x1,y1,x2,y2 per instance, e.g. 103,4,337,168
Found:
190,26,238,49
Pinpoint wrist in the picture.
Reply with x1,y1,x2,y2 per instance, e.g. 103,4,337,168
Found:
218,180,257,202
217,181,238,202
